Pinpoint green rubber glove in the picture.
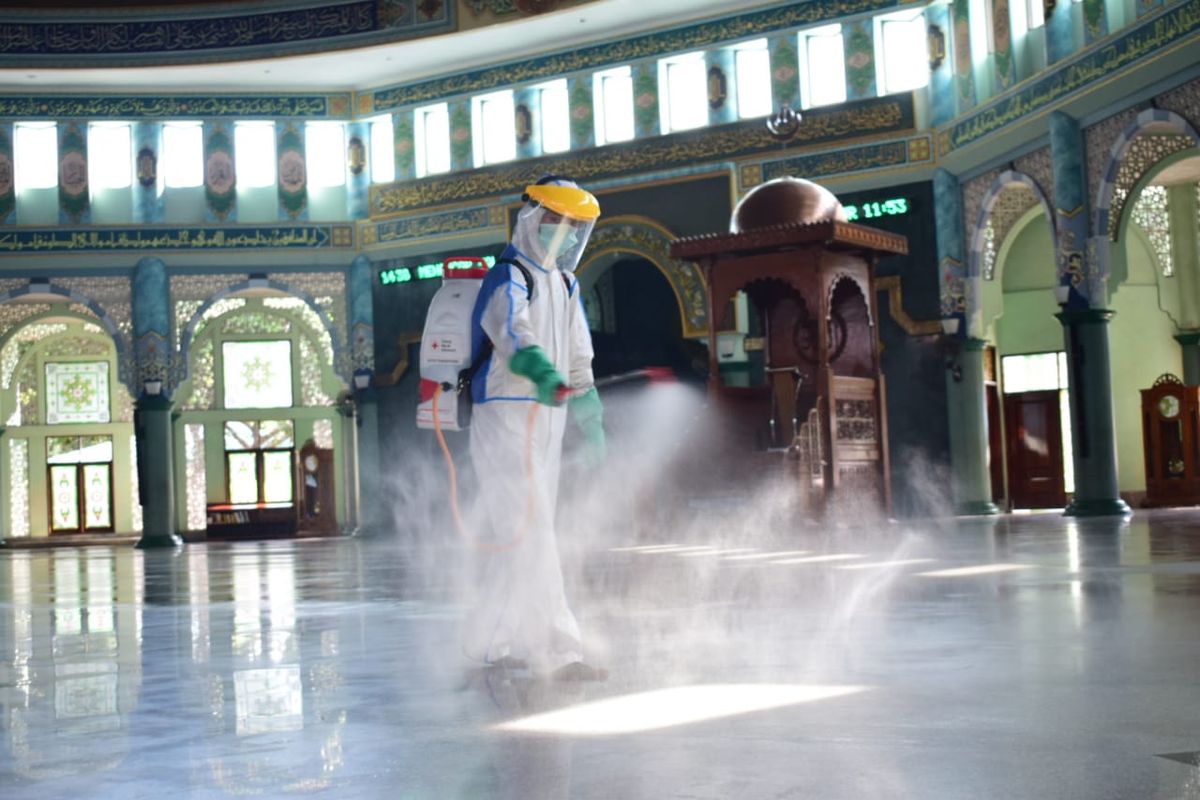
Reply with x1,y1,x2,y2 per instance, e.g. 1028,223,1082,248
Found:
569,387,606,466
509,345,568,406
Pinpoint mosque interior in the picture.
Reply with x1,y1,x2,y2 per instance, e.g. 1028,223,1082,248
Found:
1,0,1199,796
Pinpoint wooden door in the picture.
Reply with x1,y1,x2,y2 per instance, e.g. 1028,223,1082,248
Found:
1004,390,1066,509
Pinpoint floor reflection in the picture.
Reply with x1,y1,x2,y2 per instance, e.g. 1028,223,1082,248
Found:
0,510,1198,799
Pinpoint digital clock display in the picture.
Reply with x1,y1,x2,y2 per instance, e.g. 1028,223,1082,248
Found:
380,255,497,286
842,197,909,221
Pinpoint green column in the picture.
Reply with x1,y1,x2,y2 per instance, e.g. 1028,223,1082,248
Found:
514,85,539,159
706,48,736,125
632,61,659,139
1175,331,1200,386
1057,309,1130,516
135,395,182,548
355,387,382,535
567,75,594,151
948,338,1000,515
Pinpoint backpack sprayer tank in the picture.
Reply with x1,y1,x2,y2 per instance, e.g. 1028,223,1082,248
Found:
416,257,490,431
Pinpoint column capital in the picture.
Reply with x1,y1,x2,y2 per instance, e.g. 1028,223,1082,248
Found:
1055,308,1116,326
1174,330,1200,347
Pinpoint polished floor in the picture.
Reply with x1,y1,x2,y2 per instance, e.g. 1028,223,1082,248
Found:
2,510,1200,799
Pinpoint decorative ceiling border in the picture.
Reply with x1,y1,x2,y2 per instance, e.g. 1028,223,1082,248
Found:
0,1,453,67
936,0,1200,156
359,204,500,248
0,94,350,120
370,94,915,216
370,0,915,111
761,135,932,183
0,224,354,254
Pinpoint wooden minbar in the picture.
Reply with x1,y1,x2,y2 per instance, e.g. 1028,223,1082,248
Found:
670,178,907,512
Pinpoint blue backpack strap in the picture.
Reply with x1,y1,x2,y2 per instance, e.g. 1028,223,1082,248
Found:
458,257,535,393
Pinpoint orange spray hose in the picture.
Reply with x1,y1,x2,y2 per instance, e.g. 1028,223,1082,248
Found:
432,384,538,552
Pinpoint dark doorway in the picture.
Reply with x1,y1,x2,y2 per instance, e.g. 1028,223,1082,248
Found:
583,258,701,382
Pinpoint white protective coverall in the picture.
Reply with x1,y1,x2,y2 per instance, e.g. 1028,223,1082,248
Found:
462,183,598,674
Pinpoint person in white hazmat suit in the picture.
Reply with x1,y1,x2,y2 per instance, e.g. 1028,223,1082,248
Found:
462,176,607,681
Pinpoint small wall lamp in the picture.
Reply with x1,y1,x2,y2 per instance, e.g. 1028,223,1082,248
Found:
352,370,372,391
1054,284,1071,305
939,317,963,382
143,378,163,396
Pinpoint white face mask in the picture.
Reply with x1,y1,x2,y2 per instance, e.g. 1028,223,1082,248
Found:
539,222,578,256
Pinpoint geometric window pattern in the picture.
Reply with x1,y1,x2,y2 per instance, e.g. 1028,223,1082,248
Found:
222,340,293,410
45,361,111,424
9,437,29,538
1129,185,1173,277
185,423,207,531
981,222,997,281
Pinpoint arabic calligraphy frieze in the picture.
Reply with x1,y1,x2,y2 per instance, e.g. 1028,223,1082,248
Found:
0,95,341,120
0,225,354,253
941,0,1200,153
0,2,452,65
371,95,913,216
762,140,910,182
370,0,908,111
367,206,493,246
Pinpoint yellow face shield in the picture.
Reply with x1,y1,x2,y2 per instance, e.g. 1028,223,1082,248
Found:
523,183,601,221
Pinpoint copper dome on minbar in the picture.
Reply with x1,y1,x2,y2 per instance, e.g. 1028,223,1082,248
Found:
730,177,847,234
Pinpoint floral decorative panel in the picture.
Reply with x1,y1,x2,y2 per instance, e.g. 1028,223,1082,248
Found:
313,418,334,449
185,423,206,532
82,464,112,530
45,361,111,424
9,438,28,538
50,465,80,531
222,340,293,410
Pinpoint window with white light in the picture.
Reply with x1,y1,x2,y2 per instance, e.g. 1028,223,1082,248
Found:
1010,0,1043,37
304,122,345,188
369,114,395,183
87,122,131,190
799,25,846,108
15,122,58,192
658,51,708,133
234,122,276,189
875,10,929,94
1026,0,1046,27
414,102,450,178
471,89,516,167
593,65,634,146
969,0,995,63
163,121,203,188
734,39,772,119
537,79,570,154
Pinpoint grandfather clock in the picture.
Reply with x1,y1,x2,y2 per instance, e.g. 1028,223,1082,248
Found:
1141,373,1200,507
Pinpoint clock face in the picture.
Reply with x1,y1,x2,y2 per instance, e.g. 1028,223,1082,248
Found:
1159,394,1181,419
304,454,319,471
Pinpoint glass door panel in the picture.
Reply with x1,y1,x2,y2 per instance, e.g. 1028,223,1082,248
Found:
228,453,259,504
262,450,294,503
82,464,112,530
50,465,80,531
